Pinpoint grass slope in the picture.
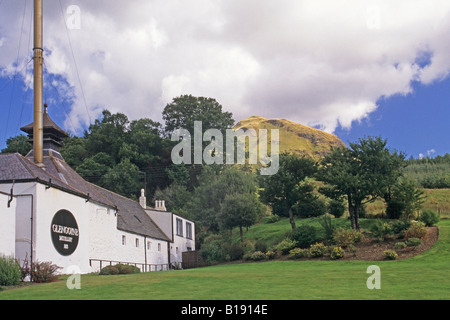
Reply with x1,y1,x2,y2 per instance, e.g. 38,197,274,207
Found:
1,220,449,300
234,116,346,160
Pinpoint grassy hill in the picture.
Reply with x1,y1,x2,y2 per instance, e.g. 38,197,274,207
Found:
233,116,346,160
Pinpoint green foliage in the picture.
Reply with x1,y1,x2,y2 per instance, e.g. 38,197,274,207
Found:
328,199,346,218
403,154,450,189
1,135,32,156
419,209,440,227
219,192,263,241
288,248,309,259
99,265,119,275
318,214,336,240
275,238,297,255
162,94,235,136
200,235,229,265
249,251,267,261
391,220,411,235
384,179,425,219
100,158,142,198
405,238,423,247
384,249,398,260
309,242,327,258
0,255,21,286
263,215,280,224
99,264,141,275
318,136,406,230
404,222,428,239
296,195,327,218
394,242,407,250
187,165,263,234
292,225,320,248
369,220,393,240
152,183,191,214
330,246,345,260
259,153,317,230
265,250,278,260
332,228,362,247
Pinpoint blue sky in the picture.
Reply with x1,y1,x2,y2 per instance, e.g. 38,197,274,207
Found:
1,1,450,159
335,78,450,159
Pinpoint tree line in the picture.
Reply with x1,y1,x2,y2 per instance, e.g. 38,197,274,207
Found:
1,95,429,243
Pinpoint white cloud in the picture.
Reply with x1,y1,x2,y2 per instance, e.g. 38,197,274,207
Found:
1,0,450,134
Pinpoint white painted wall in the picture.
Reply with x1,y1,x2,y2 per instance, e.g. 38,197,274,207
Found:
32,183,92,274
0,190,16,257
1,181,175,275
171,214,195,267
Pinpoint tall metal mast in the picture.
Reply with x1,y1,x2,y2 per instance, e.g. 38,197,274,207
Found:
33,0,44,164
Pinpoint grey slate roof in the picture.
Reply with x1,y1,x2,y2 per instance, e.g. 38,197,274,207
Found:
90,184,170,241
0,151,170,242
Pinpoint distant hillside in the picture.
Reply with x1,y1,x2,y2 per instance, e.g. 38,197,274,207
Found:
234,116,347,160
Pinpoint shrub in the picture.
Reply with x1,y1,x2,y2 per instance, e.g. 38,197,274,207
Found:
99,264,141,275
292,225,320,248
288,248,309,259
264,215,280,224
254,240,267,253
99,265,120,275
394,242,407,250
318,214,336,240
200,235,228,264
309,243,327,258
330,246,345,260
347,244,358,256
370,220,392,240
391,220,411,235
28,261,61,283
275,238,297,255
419,209,440,227
297,197,327,218
226,243,245,261
328,199,346,218
333,228,362,247
0,255,22,286
116,264,141,274
265,250,278,260
405,238,423,247
404,222,428,239
250,251,266,261
384,250,398,260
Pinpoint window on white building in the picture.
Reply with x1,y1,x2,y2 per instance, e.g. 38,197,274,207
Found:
176,218,183,237
136,238,139,248
186,222,192,239
122,235,126,246
158,243,161,251
147,241,151,250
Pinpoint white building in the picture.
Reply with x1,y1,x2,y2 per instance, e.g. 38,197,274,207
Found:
0,109,195,274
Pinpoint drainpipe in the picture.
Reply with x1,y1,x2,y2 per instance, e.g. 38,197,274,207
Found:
144,236,147,272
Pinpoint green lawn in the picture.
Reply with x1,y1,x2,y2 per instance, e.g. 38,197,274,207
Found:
1,220,449,300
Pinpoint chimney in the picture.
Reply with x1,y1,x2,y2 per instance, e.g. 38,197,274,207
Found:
139,189,146,209
155,200,167,211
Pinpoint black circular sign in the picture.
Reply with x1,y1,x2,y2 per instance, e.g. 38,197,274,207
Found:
51,210,79,256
